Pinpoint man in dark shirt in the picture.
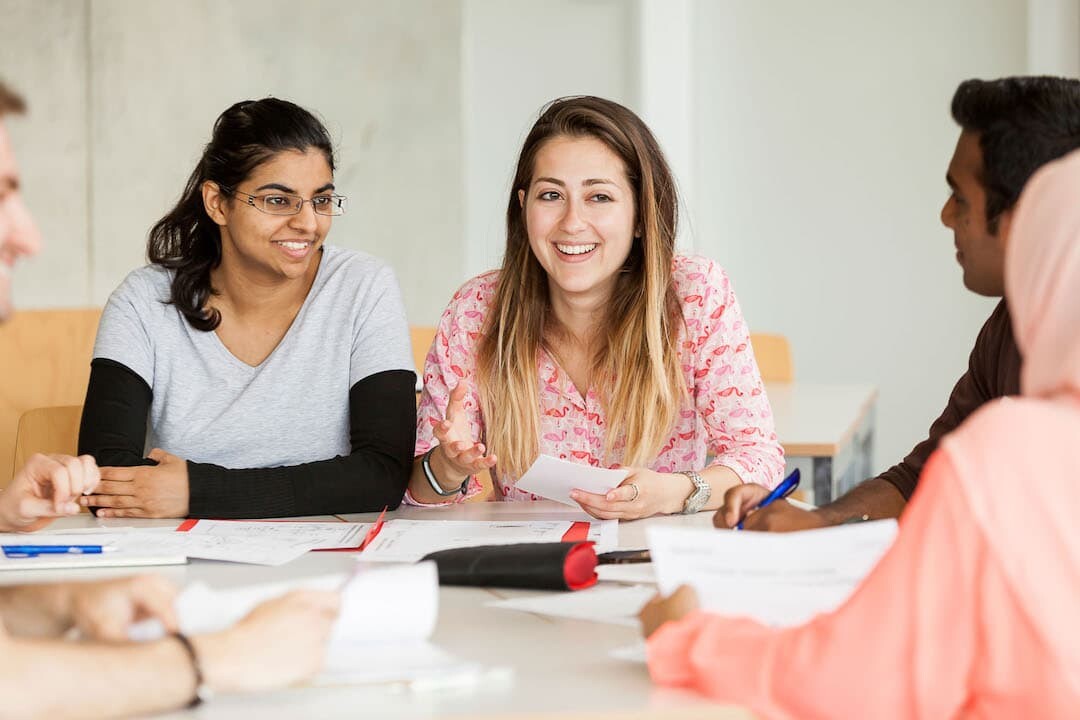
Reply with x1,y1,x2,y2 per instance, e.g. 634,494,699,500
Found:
719,76,1080,531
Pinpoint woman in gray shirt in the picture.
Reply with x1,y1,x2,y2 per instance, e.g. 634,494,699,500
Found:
78,98,416,519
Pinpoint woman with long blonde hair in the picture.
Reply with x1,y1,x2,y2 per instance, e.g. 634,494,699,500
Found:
408,96,784,518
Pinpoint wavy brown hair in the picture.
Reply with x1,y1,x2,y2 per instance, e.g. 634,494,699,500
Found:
476,96,684,477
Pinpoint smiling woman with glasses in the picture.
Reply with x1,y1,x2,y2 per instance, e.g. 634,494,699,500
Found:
76,97,416,520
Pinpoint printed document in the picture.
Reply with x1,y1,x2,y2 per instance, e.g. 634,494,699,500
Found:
647,520,898,626
361,519,575,562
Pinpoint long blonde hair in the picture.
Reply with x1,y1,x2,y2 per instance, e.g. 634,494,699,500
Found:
476,96,684,478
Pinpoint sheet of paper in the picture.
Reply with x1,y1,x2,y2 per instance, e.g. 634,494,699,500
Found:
183,520,367,551
487,584,656,627
360,519,576,562
647,520,898,627
513,454,629,506
586,519,619,552
125,520,371,565
132,562,482,685
0,532,187,571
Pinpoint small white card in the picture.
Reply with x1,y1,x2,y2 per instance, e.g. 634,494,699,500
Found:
514,454,629,506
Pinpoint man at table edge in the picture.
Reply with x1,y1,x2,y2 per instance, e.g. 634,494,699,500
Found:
720,75,1080,531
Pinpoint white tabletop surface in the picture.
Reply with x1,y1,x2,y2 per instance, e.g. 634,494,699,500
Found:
4,503,753,720
765,381,877,456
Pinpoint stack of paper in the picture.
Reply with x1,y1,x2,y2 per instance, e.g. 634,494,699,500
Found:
0,531,187,570
647,520,898,627
27,520,369,567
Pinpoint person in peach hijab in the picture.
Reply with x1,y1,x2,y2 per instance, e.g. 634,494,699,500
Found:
641,148,1080,719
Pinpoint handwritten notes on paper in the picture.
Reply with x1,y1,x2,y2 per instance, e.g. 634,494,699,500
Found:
176,520,367,565
361,520,575,562
647,520,898,627
514,454,629,506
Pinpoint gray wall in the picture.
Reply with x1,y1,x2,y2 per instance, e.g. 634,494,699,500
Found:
692,0,1029,470
2,0,463,325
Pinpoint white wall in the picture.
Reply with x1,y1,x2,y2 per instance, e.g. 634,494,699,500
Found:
1028,0,1080,75
460,0,637,299
0,1,90,309
692,0,1029,472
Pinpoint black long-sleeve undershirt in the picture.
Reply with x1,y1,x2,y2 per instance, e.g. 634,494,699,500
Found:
78,358,416,518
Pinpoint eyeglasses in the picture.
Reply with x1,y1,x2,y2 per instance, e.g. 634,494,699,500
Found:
225,187,348,216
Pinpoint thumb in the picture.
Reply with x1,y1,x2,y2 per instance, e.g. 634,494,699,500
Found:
147,448,167,464
718,485,761,528
16,496,61,522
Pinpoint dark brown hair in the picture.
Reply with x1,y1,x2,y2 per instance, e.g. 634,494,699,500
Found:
147,98,335,330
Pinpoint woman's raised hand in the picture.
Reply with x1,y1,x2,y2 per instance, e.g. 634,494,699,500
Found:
432,382,497,478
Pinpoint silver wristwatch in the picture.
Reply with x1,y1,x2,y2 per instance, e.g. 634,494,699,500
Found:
677,470,710,514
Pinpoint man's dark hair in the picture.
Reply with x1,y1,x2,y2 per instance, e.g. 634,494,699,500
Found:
952,76,1080,233
0,80,26,117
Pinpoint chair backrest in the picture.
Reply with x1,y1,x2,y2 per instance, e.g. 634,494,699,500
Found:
410,326,437,378
13,405,84,474
0,308,101,488
749,333,794,383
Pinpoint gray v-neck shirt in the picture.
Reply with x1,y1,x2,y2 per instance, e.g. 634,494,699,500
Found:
93,245,413,468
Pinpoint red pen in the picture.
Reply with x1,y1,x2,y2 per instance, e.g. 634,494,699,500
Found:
359,506,388,551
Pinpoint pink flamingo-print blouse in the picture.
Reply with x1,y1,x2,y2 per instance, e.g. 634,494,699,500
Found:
411,255,784,503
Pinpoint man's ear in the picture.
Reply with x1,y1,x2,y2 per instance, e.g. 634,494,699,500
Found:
202,181,228,226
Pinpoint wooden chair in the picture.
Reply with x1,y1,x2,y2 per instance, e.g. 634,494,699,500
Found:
749,333,794,383
410,326,437,380
0,308,101,488
13,405,83,474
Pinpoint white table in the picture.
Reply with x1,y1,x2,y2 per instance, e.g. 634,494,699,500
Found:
1,504,753,720
766,382,878,505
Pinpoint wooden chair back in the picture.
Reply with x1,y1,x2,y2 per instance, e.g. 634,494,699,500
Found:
0,308,100,487
749,333,794,383
410,326,437,379
13,405,83,473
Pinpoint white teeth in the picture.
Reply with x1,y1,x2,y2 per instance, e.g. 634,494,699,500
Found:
556,243,597,256
277,241,309,251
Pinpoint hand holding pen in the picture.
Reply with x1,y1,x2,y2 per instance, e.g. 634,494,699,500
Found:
726,469,801,530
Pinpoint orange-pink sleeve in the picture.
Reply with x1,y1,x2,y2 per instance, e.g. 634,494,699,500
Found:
648,451,983,718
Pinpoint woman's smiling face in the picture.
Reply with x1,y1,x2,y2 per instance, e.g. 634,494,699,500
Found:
520,135,636,305
214,148,335,281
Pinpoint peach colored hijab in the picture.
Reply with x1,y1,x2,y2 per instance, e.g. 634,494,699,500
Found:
941,148,1080,691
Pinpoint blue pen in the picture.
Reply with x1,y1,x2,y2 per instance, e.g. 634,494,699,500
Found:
735,469,800,530
3,545,111,558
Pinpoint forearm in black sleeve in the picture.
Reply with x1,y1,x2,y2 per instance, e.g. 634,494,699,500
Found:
78,358,155,468
185,369,417,518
